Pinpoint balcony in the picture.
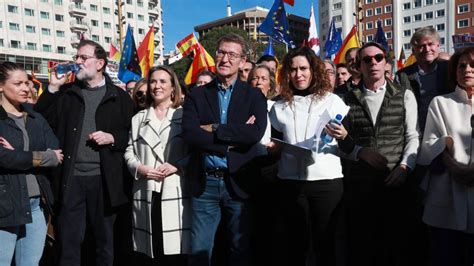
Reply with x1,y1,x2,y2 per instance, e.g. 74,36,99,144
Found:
70,35,80,46
69,4,87,16
148,8,159,17
69,21,88,31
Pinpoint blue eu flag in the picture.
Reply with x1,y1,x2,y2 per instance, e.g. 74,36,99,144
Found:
325,17,342,59
374,19,389,51
259,0,295,48
118,25,142,84
263,38,276,57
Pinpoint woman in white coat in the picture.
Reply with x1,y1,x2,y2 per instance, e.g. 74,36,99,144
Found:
124,65,190,265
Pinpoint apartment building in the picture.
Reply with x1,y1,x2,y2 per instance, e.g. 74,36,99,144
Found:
454,1,474,36
0,0,163,79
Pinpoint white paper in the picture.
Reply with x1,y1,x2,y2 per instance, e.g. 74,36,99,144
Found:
271,138,312,156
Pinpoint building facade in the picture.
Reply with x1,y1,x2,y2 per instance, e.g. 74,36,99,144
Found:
454,1,474,36
0,0,163,79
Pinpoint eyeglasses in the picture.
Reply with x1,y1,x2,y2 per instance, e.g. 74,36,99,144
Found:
326,69,335,75
72,54,97,61
215,49,242,61
361,53,385,64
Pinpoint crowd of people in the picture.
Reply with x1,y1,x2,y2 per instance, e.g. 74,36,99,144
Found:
0,26,473,266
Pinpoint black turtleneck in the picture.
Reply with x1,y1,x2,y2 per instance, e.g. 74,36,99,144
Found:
292,88,312,97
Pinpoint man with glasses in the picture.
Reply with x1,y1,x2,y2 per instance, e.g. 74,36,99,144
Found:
35,40,134,266
337,42,419,265
182,33,267,266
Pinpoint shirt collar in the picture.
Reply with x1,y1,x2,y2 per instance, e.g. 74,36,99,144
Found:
217,78,237,92
87,77,106,89
417,61,438,76
362,80,387,94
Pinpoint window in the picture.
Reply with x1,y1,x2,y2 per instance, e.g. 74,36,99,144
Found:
436,9,445,17
40,11,49,19
365,0,372,3
103,7,110,14
334,3,341,10
138,15,144,21
41,0,48,2
137,0,144,7
91,20,98,27
403,2,411,9
138,28,145,34
105,37,112,43
26,42,37,50
458,4,469,13
414,0,422,8
56,30,65,37
334,15,342,22
9,23,19,31
404,43,411,50
43,44,52,52
54,0,62,5
25,8,34,16
26,25,36,33
10,40,20,48
57,46,66,54
90,4,98,11
8,5,18,13
104,22,111,28
436,0,444,3
127,12,133,18
385,5,392,13
0,21,2,28
55,14,64,21
458,19,469,28
403,30,411,37
425,11,433,19
403,16,411,23
41,28,51,35
0,39,3,47
126,0,133,4
366,22,373,30
426,0,433,5
386,32,392,39
436,23,445,31
367,35,374,42
375,7,382,15
385,18,392,26
414,14,422,21
92,35,99,42
366,9,373,17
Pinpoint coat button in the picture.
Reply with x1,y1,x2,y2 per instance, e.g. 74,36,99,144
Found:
73,128,77,131
67,156,71,159
26,212,30,215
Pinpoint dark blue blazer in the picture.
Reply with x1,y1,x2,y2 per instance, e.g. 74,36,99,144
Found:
182,78,267,196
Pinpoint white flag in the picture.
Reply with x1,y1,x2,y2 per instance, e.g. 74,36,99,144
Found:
308,3,320,56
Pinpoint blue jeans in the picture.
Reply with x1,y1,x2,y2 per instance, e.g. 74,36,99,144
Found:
0,197,47,266
189,175,252,266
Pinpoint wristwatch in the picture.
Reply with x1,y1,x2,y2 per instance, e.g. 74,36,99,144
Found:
211,123,219,132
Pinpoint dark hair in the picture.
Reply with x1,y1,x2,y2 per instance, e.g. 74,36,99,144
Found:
77,40,108,72
248,64,277,100
356,42,387,68
0,61,25,84
145,65,183,108
126,79,137,88
344,47,359,63
448,46,474,90
257,55,279,65
279,46,332,102
132,78,147,108
336,63,348,69
216,33,248,58
196,70,215,81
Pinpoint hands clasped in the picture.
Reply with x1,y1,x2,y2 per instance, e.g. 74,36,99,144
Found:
138,163,178,181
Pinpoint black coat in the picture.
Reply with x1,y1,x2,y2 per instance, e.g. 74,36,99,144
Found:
35,78,134,208
0,104,58,227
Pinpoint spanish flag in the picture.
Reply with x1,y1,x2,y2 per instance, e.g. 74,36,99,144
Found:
137,25,155,77
176,33,199,57
184,43,215,86
109,43,121,62
334,25,360,64
403,54,417,68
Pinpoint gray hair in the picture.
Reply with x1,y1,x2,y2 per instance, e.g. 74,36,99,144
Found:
410,27,440,47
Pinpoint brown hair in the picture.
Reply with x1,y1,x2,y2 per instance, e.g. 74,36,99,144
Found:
279,46,332,102
248,64,277,100
146,65,183,108
448,46,474,90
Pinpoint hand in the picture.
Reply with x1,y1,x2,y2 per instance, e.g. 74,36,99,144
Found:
442,150,474,186
0,137,14,150
357,147,388,170
325,123,348,140
88,131,115,146
48,69,68,93
246,115,256,124
200,124,212,133
156,162,178,178
266,141,282,154
384,164,409,186
53,149,64,164
137,164,165,181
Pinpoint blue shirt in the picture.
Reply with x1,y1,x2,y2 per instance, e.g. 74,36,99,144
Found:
203,79,236,170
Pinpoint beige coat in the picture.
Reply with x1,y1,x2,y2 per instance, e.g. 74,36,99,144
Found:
124,106,190,257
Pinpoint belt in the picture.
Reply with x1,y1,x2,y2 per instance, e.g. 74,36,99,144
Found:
205,168,228,178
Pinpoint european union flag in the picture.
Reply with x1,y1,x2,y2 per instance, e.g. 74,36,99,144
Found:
263,38,275,57
325,17,342,59
259,0,295,48
118,25,142,84
374,19,389,51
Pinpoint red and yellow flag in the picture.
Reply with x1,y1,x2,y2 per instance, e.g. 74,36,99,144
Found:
283,0,295,6
184,43,216,86
137,25,155,77
403,54,417,68
176,33,199,57
397,48,405,70
109,43,121,62
30,71,43,97
334,26,360,64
